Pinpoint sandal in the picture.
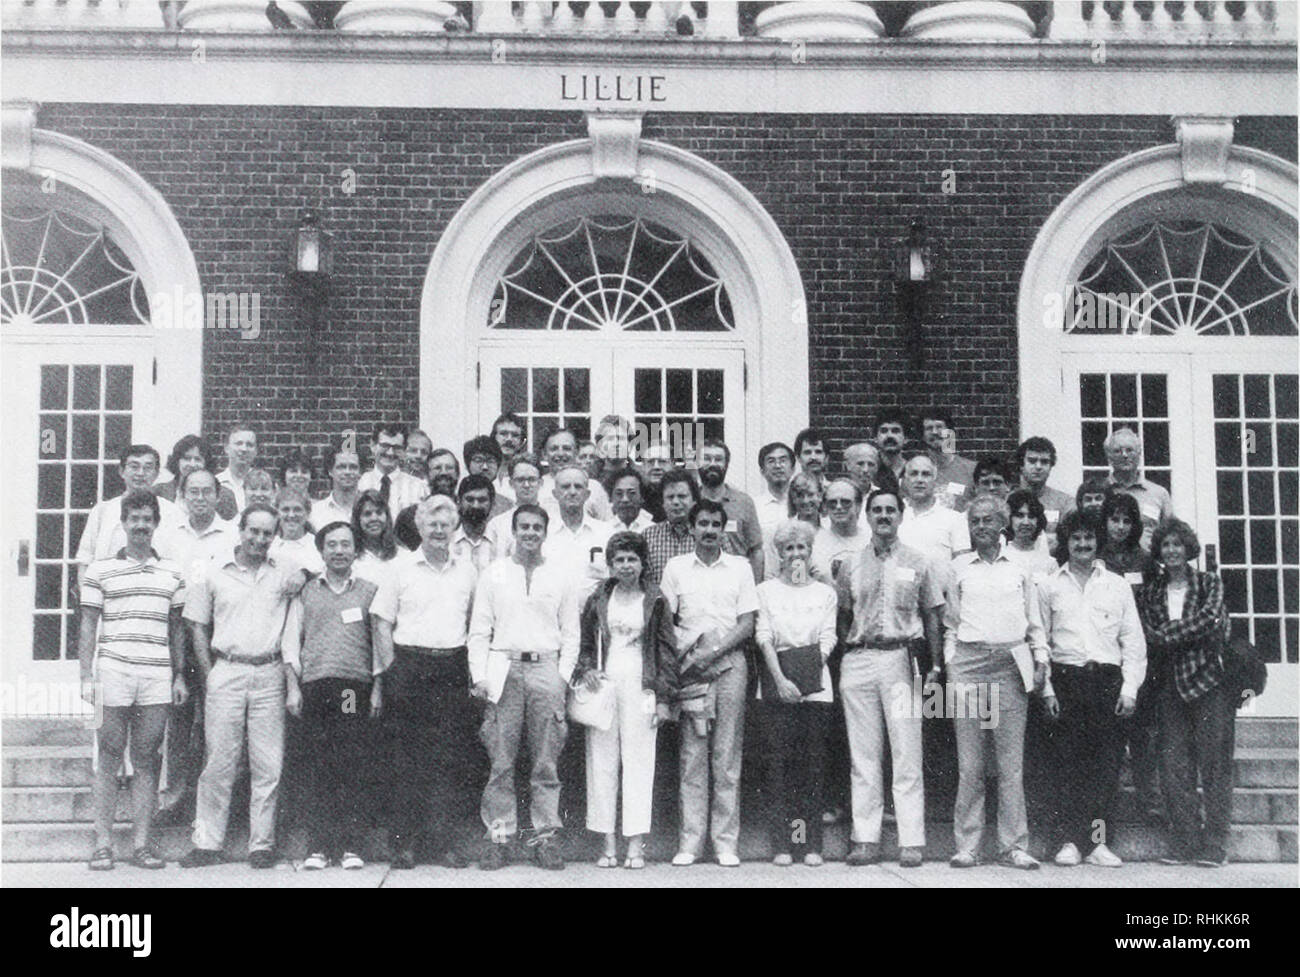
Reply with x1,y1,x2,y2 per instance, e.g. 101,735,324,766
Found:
131,846,166,870
88,847,115,871
595,854,618,868
623,855,646,870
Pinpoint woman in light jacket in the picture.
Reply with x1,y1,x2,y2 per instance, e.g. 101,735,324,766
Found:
575,531,677,869
1136,519,1235,867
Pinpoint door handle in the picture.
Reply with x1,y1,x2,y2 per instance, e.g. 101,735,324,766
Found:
17,540,30,576
1205,543,1217,573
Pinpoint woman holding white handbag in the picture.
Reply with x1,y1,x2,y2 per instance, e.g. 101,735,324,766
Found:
574,531,677,868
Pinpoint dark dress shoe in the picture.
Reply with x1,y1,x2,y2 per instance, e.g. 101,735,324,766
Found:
391,849,417,870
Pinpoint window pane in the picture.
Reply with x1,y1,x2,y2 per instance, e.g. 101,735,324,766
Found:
1079,374,1106,418
1282,519,1298,564
1212,374,1239,419
103,466,124,499
71,414,100,461
35,564,62,610
569,417,591,443
1110,374,1137,417
701,417,725,443
70,464,99,509
563,369,589,414
698,370,724,414
104,415,132,459
635,369,661,413
40,365,69,411
1216,471,1243,516
1278,422,1298,468
1250,519,1277,564
1276,374,1298,419
1147,469,1172,493
532,368,558,414
1140,374,1167,417
1142,423,1169,467
68,513,87,559
1215,423,1241,468
1247,471,1275,515
1221,568,1248,613
1252,570,1279,613
1254,618,1281,663
39,414,67,460
36,514,64,560
1243,374,1271,419
1283,568,1297,615
1286,619,1297,666
37,465,65,510
32,614,62,661
666,369,693,414
72,365,100,410
501,368,527,415
1279,471,1298,516
1081,422,1108,467
104,365,133,410
1219,519,1246,565
1245,422,1273,466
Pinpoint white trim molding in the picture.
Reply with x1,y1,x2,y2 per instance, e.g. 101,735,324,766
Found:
1174,115,1235,185
1017,140,1299,489
586,111,642,181
420,135,809,492
1,116,204,452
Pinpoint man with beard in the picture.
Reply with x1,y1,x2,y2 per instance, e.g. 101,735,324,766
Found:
490,413,527,503
464,435,512,516
873,409,911,487
696,438,764,582
452,474,497,571
793,428,829,484
394,448,461,550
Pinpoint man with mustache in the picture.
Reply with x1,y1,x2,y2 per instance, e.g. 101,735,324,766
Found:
696,438,764,582
873,408,911,486
793,427,829,483
452,474,498,571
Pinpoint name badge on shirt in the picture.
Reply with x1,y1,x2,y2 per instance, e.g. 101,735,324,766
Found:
1125,572,1144,585
894,566,917,583
1140,502,1160,522
724,519,739,534
340,607,363,624
1045,509,1060,525
946,482,966,498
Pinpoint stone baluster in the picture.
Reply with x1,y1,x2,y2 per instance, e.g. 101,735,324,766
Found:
473,0,519,33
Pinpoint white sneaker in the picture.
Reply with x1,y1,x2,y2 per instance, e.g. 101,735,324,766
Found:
340,851,365,870
803,852,824,867
302,852,328,871
772,853,793,866
717,852,741,867
1085,843,1123,868
671,851,697,866
1053,843,1082,867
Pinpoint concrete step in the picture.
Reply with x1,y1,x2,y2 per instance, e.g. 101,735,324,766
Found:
1110,785,1296,825
1234,748,1298,789
2,786,131,823
2,718,93,748
4,818,1295,865
1235,718,1298,750
2,745,93,788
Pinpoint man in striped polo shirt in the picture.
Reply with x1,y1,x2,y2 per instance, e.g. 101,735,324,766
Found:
78,490,188,871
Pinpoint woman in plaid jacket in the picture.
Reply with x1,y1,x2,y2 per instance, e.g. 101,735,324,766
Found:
1136,519,1235,868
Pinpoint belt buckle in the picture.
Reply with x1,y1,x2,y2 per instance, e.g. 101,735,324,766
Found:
520,651,538,663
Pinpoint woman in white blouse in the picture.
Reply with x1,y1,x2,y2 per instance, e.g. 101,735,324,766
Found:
755,519,838,866
269,487,324,575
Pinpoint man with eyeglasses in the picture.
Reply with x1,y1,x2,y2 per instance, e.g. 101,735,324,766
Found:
216,425,258,513
359,423,428,520
811,479,870,582
490,413,527,502
756,442,794,557
1104,428,1173,550
76,444,184,586
485,455,544,558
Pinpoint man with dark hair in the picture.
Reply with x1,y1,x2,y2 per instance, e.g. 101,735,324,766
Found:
540,427,611,522
75,444,184,585
179,503,303,869
469,502,581,871
464,435,511,515
696,438,764,581
427,448,461,498
79,489,188,870
660,498,758,867
608,467,654,532
311,444,362,528
485,454,545,557
972,455,1018,501
1016,436,1074,545
283,520,390,871
920,409,977,508
453,474,497,570
216,425,258,512
490,413,527,501
404,430,434,481
360,423,426,519
756,442,795,555
1038,508,1146,869
644,469,699,584
793,427,828,481
873,408,911,484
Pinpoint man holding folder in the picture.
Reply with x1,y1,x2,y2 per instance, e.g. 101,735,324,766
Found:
468,504,581,871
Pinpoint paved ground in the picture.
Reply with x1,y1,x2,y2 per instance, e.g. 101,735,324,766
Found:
4,858,1296,888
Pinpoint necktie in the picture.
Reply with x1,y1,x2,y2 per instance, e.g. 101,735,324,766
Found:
380,473,391,505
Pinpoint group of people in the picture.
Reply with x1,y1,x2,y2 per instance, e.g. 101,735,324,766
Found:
76,407,1241,873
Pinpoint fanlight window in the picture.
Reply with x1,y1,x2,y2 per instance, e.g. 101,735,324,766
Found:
1,205,149,327
490,217,733,332
1067,221,1297,337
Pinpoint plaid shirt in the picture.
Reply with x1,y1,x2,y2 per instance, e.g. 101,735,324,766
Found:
1136,567,1229,702
644,520,695,586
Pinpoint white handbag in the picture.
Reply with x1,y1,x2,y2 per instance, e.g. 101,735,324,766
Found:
567,620,617,731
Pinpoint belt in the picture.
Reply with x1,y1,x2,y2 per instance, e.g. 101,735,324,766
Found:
501,650,559,663
846,639,911,652
1056,660,1121,674
213,650,282,666
396,644,465,658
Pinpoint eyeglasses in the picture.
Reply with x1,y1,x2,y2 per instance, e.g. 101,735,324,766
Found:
512,475,540,485
826,498,856,509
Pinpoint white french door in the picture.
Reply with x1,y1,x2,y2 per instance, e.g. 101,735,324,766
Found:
1063,351,1298,716
478,343,745,475
1,340,155,715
